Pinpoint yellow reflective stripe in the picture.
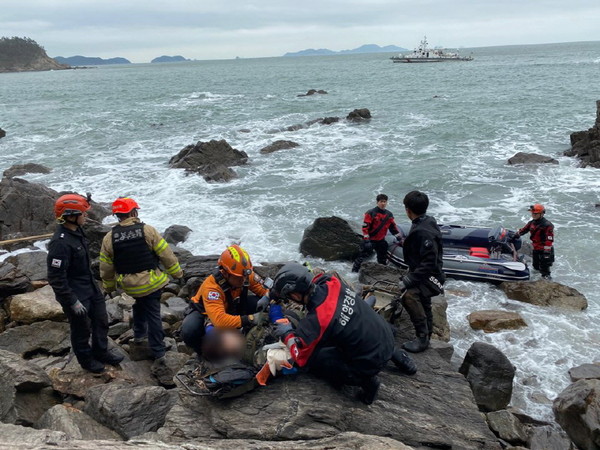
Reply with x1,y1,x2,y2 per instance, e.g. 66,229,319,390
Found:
99,252,113,264
102,280,116,289
228,246,241,262
122,272,168,296
153,239,168,255
165,262,181,275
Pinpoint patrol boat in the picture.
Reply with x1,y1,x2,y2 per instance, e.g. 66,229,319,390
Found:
386,224,530,283
391,36,473,63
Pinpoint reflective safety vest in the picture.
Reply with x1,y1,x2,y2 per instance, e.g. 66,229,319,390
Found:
112,222,158,274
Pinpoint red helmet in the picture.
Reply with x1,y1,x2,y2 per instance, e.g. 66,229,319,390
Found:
528,204,545,214
54,193,91,218
218,245,252,277
112,197,140,214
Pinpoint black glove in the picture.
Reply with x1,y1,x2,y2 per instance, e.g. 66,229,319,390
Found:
256,295,270,312
70,300,87,316
274,320,294,338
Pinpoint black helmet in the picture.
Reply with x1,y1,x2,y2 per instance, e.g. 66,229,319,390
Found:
271,263,314,301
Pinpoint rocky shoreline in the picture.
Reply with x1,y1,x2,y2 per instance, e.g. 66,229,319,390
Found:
0,174,598,448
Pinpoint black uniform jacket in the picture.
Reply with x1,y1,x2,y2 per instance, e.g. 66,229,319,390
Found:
402,215,445,292
47,225,101,308
283,274,394,370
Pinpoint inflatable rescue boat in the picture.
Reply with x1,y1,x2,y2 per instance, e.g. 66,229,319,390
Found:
386,224,530,283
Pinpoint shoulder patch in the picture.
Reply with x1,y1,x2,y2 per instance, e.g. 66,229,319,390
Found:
207,291,221,301
51,258,62,268
424,239,433,249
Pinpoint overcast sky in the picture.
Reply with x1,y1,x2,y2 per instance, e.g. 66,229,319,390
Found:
2,0,600,63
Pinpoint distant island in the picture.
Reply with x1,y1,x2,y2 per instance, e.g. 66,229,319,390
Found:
151,55,190,63
53,56,131,66
283,44,408,57
0,37,70,73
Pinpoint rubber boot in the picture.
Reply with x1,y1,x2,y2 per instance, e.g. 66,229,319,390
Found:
80,358,105,374
358,375,380,405
403,335,430,353
391,349,417,375
128,338,154,361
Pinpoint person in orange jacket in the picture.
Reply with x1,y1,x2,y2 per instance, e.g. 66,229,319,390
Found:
181,244,270,356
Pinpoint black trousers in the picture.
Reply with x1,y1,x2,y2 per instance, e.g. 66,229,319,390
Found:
307,346,384,388
532,249,554,277
63,292,109,364
181,294,260,354
132,289,166,358
352,239,389,271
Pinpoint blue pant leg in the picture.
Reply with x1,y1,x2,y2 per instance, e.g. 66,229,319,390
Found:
181,310,206,354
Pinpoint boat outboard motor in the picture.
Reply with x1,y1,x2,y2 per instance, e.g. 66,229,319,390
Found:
488,226,521,256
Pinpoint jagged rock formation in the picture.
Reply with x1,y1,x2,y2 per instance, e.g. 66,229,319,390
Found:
565,100,600,168
468,310,528,333
259,140,299,154
507,152,559,165
499,279,588,310
0,37,70,73
3,163,52,179
299,216,362,261
168,139,248,182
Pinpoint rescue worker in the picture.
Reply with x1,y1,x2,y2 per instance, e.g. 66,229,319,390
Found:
270,263,417,405
398,190,445,353
99,197,183,385
352,194,403,272
511,203,555,279
47,193,123,373
180,244,270,356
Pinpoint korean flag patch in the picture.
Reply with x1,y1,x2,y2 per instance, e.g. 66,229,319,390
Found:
207,291,220,301
51,259,62,268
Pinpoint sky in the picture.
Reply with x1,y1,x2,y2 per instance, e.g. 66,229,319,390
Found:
2,0,600,63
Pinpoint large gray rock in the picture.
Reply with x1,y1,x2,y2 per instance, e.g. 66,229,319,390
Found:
0,128,5,138
0,177,110,240
165,344,500,449
486,410,528,445
84,382,175,439
528,426,576,450
346,108,372,121
6,250,48,281
553,379,600,450
459,342,515,412
35,404,123,441
0,350,60,424
507,152,559,165
499,279,588,310
0,320,71,356
0,423,69,447
163,225,192,245
259,140,299,154
168,139,248,182
299,216,362,261
565,100,600,168
569,363,600,382
468,310,527,333
9,284,65,324
3,163,52,179
358,261,406,285
180,254,219,280
0,260,31,297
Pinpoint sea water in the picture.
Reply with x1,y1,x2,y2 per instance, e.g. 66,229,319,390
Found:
1,40,599,421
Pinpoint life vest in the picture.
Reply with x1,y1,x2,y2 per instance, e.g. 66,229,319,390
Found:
112,222,158,274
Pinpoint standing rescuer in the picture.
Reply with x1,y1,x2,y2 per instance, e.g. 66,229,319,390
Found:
99,197,183,385
511,203,555,279
47,193,123,373
352,193,403,272
398,190,445,353
181,244,270,357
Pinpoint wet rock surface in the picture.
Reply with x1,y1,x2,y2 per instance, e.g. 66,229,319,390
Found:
468,310,528,333
507,152,559,165
259,140,299,154
3,163,52,179
499,279,588,310
299,216,362,261
168,139,248,182
565,100,600,168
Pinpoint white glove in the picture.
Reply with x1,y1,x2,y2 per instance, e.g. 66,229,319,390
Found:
266,347,292,376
